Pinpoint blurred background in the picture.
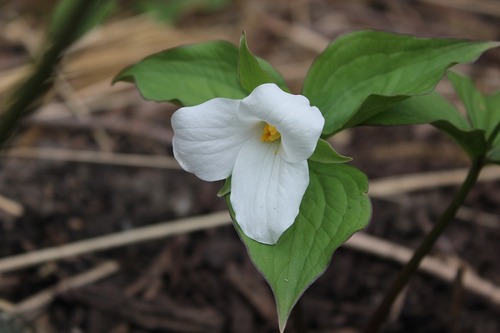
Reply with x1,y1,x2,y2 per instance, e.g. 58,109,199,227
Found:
0,0,499,332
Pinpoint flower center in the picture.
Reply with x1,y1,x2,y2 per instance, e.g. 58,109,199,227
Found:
261,124,281,142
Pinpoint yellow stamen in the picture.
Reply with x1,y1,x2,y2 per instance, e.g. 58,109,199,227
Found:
261,124,281,142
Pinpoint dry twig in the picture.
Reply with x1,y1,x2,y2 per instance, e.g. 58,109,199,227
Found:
4,147,500,195
2,147,181,170
62,285,224,332
226,263,277,322
0,193,24,217
0,208,498,307
344,233,500,305
0,211,231,273
369,166,500,198
7,261,119,319
0,16,234,97
261,12,329,53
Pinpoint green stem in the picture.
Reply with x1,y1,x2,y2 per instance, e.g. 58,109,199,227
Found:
364,157,484,333
0,0,95,147
486,121,500,148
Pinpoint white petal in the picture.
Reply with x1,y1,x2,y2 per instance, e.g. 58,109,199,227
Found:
172,98,259,181
230,136,309,244
239,83,325,163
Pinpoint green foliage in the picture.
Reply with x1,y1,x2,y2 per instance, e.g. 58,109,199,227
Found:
116,30,499,331
217,177,231,197
115,41,247,105
49,0,116,43
362,92,488,159
363,71,500,163
114,36,287,105
448,72,500,137
448,71,485,128
447,71,500,164
238,33,275,92
362,92,468,128
227,162,371,332
433,121,487,160
309,139,352,164
488,146,500,163
238,33,288,92
231,38,368,330
302,30,499,136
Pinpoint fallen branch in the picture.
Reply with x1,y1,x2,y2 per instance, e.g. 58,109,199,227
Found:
344,233,500,305
0,211,231,273
0,193,24,217
369,166,500,198
4,148,500,195
2,147,181,170
0,210,498,306
259,9,329,53
62,285,224,332
7,261,119,319
11,146,500,198
457,206,499,229
226,263,277,322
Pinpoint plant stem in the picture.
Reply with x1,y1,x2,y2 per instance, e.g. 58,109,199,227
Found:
486,121,500,148
0,0,95,147
364,157,484,333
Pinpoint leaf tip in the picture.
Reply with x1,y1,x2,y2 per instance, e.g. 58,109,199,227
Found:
278,316,288,333
111,67,132,85
217,178,232,197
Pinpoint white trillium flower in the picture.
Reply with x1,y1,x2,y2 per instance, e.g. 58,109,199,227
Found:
172,83,325,244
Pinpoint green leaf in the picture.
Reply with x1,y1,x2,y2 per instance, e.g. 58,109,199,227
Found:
361,92,468,128
226,162,371,331
256,58,288,91
362,92,487,159
448,71,500,140
447,71,485,129
238,33,274,92
446,71,500,163
487,146,500,164
485,93,500,164
217,177,231,197
114,41,247,106
433,121,487,159
485,93,500,155
238,33,289,92
309,139,352,164
302,30,499,136
50,0,116,43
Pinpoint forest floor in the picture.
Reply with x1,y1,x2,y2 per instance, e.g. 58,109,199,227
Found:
0,0,499,332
